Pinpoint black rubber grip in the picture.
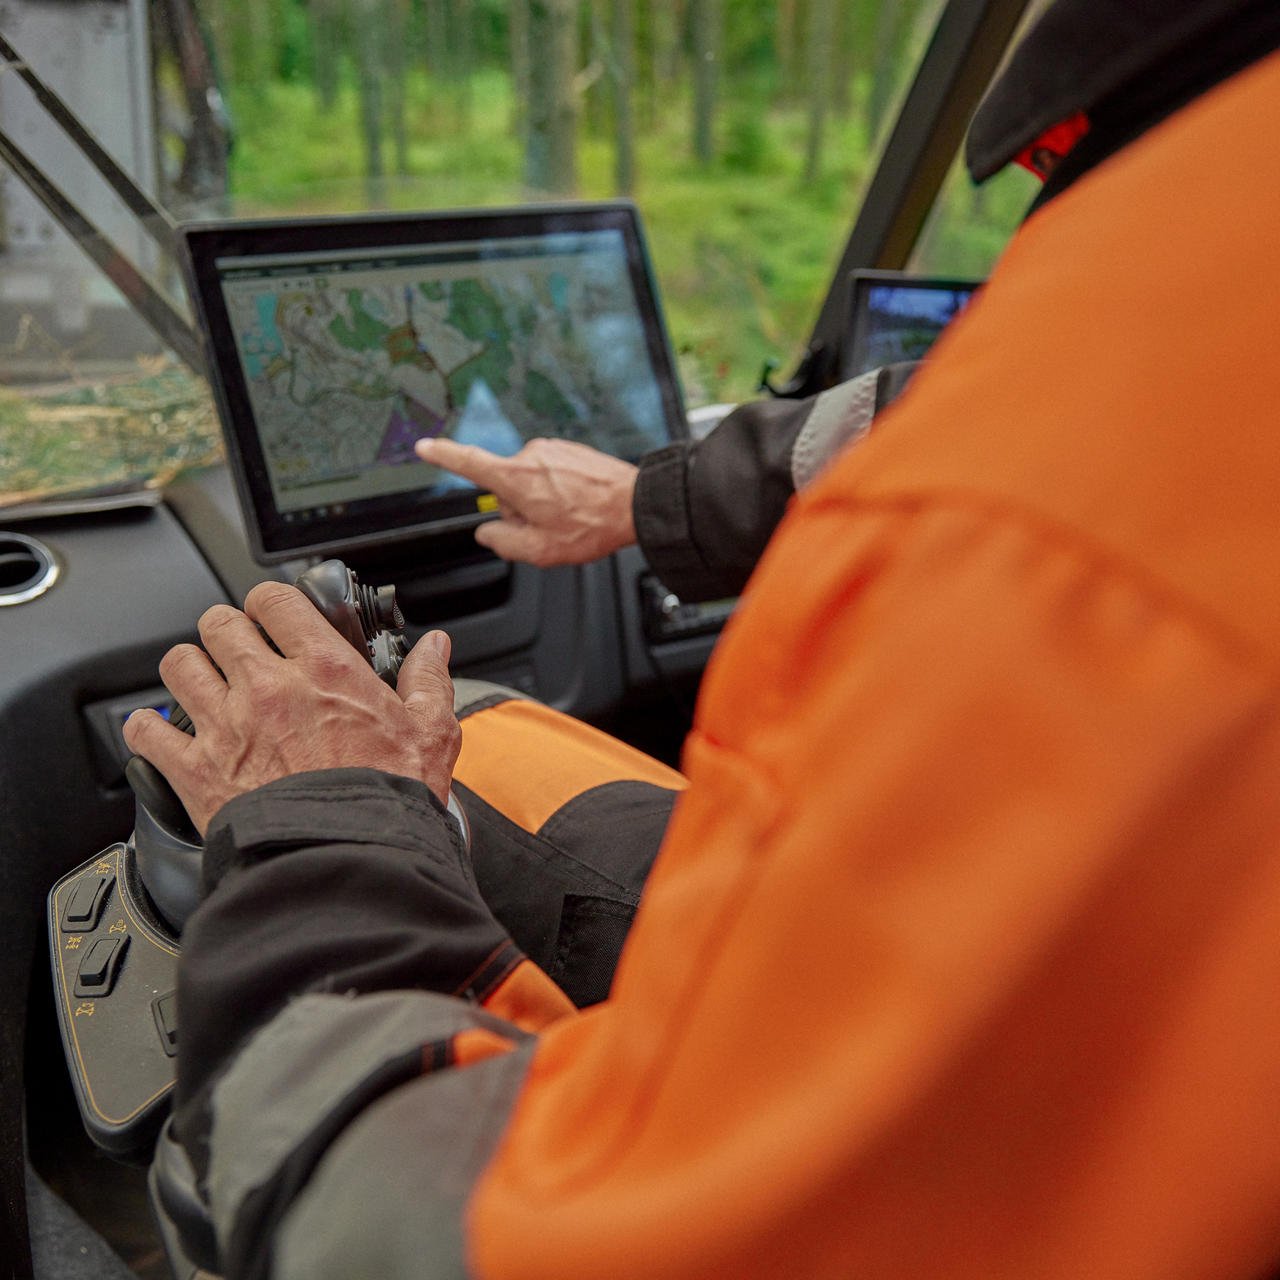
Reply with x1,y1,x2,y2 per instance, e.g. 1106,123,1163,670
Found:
125,755,197,840
125,701,197,839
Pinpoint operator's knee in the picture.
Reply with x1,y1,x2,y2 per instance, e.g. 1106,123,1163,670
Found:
451,683,686,1006
452,677,535,720
453,685,685,831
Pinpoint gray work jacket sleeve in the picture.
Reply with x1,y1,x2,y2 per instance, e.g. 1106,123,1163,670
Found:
632,364,915,601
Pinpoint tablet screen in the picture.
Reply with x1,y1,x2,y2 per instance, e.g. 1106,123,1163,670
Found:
845,270,981,378
182,204,685,562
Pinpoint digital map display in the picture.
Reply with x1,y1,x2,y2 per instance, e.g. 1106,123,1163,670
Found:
217,231,670,515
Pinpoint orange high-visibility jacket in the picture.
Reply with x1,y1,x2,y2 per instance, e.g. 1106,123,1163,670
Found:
182,49,1280,1280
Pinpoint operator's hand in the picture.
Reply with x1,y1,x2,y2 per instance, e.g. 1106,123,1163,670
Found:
415,436,638,566
122,582,461,836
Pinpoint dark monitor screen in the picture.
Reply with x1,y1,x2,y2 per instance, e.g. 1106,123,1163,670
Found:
845,270,982,379
181,203,686,562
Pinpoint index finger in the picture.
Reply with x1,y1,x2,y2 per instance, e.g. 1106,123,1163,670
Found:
415,437,510,493
244,581,353,660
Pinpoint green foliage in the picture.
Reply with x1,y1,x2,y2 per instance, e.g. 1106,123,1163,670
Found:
722,0,781,79
223,62,912,404
211,0,1026,404
721,103,774,173
467,0,512,65
9,0,1038,503
911,160,1040,279
275,0,312,82
216,0,1021,404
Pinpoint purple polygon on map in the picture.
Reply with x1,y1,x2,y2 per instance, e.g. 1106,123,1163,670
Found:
379,399,444,465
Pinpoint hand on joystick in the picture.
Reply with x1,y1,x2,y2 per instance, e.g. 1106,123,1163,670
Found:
124,581,460,837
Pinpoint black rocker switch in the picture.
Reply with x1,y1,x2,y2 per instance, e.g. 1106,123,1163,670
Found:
75,935,130,997
62,873,114,932
152,991,179,1057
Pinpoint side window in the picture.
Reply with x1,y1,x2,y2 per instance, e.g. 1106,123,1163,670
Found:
908,151,1040,280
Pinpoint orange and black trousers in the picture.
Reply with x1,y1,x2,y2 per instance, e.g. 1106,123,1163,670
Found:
450,678,687,1008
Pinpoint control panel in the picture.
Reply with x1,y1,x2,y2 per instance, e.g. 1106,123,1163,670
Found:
48,843,178,1159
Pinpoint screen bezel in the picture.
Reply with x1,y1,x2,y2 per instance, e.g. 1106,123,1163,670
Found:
843,268,983,380
180,202,687,564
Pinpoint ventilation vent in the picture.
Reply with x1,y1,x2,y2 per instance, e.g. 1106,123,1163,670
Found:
0,532,59,606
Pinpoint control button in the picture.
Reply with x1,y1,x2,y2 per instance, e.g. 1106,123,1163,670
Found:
74,934,130,998
62,874,114,932
152,991,178,1057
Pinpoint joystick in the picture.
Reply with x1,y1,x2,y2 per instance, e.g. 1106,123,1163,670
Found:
46,561,463,1163
124,560,411,931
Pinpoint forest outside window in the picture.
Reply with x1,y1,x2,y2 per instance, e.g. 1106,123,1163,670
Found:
1,0,998,504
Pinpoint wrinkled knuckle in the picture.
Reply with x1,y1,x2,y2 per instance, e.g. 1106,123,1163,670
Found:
245,667,288,713
246,580,296,614
199,603,241,639
407,677,458,720
122,710,155,749
159,642,205,683
307,643,356,684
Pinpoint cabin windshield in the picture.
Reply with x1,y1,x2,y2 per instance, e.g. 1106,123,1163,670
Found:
0,0,1035,508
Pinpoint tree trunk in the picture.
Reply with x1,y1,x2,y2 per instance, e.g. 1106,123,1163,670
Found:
611,0,635,193
155,0,231,203
352,0,387,205
215,0,269,90
867,0,924,143
691,0,720,166
265,0,292,78
387,0,411,174
509,0,531,140
775,0,796,101
654,0,681,86
584,0,609,136
643,0,679,127
247,0,271,88
311,0,343,112
424,0,449,78
524,0,578,194
452,0,475,127
831,0,857,118
803,0,836,181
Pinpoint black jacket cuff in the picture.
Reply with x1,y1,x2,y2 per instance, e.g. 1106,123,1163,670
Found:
202,768,461,897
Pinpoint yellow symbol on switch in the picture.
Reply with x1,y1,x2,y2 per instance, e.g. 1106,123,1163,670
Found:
476,492,499,514
65,936,83,951
108,919,126,935
74,1002,96,1018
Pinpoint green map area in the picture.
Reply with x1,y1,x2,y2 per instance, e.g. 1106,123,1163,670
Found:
227,258,667,497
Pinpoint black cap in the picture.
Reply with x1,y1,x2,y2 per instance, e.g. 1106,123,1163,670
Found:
966,0,1280,183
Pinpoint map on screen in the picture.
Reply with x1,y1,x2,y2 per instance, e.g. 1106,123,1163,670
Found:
218,230,669,514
